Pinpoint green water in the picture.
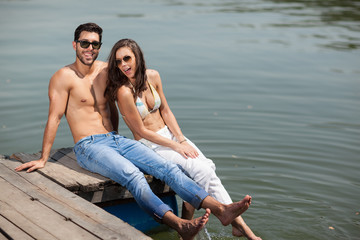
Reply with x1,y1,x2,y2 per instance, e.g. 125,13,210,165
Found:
1,0,359,239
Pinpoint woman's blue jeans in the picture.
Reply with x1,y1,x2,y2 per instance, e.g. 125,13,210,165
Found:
73,132,208,220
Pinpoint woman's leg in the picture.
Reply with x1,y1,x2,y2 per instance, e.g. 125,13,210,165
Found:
150,127,232,204
181,201,196,220
144,127,261,239
113,134,209,210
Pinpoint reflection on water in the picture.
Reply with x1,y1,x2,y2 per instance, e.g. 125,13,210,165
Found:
158,0,360,51
0,0,359,239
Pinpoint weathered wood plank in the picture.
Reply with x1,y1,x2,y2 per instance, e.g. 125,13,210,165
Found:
0,215,34,240
49,148,112,191
12,151,108,192
11,148,174,203
0,178,101,240
11,152,82,191
0,158,151,240
0,234,8,240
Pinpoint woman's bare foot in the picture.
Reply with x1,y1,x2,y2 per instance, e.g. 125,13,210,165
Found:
232,226,262,240
217,195,252,226
231,215,262,240
178,208,211,240
182,201,196,220
232,227,244,237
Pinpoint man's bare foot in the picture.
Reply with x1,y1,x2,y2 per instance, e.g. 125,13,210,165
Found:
217,195,252,226
232,227,262,240
178,208,211,240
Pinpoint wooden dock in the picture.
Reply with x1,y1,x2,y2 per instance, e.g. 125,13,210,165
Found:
0,147,175,239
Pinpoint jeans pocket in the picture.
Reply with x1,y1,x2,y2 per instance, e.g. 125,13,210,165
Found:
75,138,93,157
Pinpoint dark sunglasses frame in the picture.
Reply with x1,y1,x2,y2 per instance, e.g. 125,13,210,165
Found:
116,56,132,65
76,40,102,49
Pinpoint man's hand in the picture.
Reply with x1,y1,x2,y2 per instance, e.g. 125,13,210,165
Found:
15,159,46,173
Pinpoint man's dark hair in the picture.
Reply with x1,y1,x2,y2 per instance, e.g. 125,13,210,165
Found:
74,23,103,42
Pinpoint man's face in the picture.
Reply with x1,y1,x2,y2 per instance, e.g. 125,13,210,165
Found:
74,31,101,66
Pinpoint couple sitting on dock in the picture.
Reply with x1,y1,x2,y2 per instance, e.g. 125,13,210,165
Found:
15,23,261,240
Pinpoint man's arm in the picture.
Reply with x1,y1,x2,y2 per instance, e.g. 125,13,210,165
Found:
15,69,70,172
93,64,119,132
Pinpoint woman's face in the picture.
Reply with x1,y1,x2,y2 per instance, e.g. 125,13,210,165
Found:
116,47,136,79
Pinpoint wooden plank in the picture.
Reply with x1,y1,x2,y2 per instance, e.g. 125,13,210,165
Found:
50,148,112,190
0,215,34,240
11,149,174,203
12,151,106,192
0,232,10,240
0,158,151,240
0,201,60,240
11,152,82,191
0,178,100,240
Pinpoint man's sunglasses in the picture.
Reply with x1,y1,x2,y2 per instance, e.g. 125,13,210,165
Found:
116,56,132,66
76,40,102,50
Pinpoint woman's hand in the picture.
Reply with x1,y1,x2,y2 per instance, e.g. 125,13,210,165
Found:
174,141,199,159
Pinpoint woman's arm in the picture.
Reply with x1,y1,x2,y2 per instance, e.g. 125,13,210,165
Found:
148,70,199,158
116,83,197,159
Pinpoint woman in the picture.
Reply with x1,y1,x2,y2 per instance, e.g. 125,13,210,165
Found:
106,39,261,240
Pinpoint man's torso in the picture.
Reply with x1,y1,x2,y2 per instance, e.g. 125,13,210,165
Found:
64,61,113,143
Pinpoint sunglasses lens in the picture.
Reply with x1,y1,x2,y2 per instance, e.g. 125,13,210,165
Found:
92,42,101,49
124,56,131,62
79,41,90,48
116,56,131,66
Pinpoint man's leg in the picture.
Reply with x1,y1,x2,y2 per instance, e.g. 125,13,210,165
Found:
74,134,172,219
116,135,210,209
163,209,211,240
116,135,252,226
74,133,210,239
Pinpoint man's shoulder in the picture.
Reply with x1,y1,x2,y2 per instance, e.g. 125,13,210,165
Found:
53,64,76,78
94,60,108,71
48,64,78,90
93,61,108,87
95,60,107,66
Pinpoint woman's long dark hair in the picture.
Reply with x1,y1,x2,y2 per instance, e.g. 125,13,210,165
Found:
105,39,147,101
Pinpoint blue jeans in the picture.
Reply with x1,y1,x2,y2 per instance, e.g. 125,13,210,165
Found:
73,132,208,220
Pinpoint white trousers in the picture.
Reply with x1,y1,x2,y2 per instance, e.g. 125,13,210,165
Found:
139,126,232,204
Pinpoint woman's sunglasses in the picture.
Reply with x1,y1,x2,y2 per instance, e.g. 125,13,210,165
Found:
116,56,132,66
76,40,102,50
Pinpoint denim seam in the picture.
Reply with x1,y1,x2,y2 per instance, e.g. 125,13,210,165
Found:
123,148,206,209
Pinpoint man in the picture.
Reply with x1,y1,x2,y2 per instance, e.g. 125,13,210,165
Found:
15,23,251,240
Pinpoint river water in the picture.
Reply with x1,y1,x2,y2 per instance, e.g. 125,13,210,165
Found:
1,0,359,239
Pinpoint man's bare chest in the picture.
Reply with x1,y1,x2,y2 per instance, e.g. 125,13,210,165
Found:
69,80,97,107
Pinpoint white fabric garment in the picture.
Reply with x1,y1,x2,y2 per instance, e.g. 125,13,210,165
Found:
139,126,233,204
